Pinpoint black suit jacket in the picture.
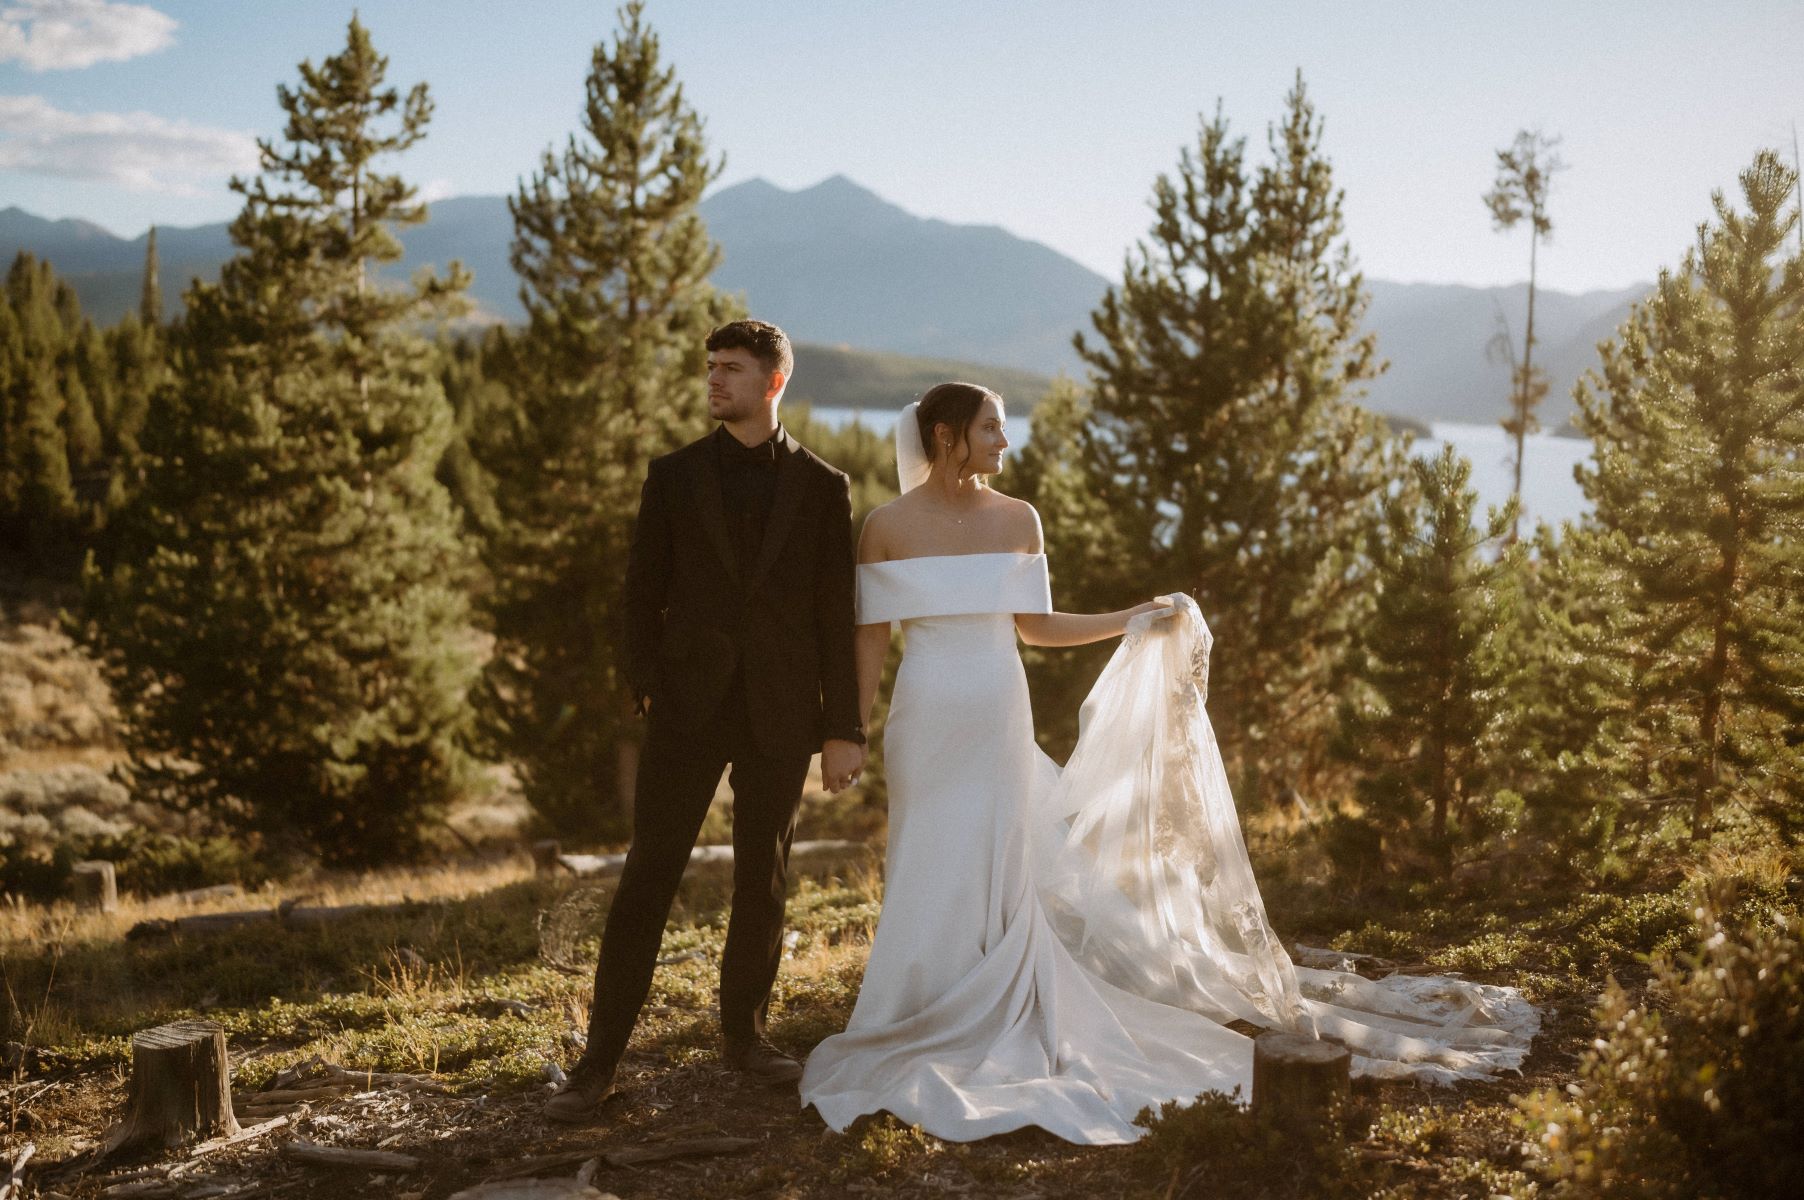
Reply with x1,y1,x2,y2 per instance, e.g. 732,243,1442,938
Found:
622,427,860,757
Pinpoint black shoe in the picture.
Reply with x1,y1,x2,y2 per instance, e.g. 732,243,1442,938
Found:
722,1036,804,1085
543,1059,618,1124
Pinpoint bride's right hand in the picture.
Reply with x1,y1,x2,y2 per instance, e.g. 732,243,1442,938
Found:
1122,596,1179,637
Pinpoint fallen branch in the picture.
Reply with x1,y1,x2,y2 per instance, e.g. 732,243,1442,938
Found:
0,1141,33,1200
487,1136,756,1181
232,1084,352,1107
603,1136,756,1167
127,899,421,941
165,1115,292,1179
170,883,244,906
231,1103,303,1122
315,1063,450,1094
99,1180,179,1199
280,1139,420,1171
557,839,865,879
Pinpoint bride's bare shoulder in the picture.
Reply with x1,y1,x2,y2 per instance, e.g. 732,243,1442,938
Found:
857,497,905,564
983,490,1044,553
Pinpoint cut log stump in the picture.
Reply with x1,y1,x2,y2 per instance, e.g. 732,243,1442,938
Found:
1251,1030,1350,1129
106,1020,241,1152
71,860,118,913
530,840,562,873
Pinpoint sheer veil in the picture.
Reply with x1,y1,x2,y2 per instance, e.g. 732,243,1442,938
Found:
894,401,931,494
1035,593,1541,1083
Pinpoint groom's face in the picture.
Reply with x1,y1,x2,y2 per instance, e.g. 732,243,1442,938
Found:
707,347,783,423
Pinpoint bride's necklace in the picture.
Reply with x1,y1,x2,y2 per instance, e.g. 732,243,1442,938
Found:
928,496,978,527
928,469,980,527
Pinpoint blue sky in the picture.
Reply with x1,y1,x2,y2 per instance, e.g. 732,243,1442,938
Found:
3,1,1802,292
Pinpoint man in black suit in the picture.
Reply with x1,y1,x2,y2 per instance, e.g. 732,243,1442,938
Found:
547,319,866,1123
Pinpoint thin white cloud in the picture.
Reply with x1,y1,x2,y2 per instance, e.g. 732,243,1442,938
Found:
418,178,456,204
0,94,258,194
0,0,176,70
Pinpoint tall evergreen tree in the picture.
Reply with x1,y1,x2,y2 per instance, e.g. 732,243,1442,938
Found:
1336,447,1515,870
80,17,481,863
1484,129,1564,541
0,254,88,572
1074,74,1404,804
140,226,162,327
474,0,738,836
433,329,508,541
1573,149,1804,840
1007,378,1138,757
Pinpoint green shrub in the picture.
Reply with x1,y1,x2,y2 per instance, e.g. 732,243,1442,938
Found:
1133,1088,1375,1200
1517,907,1804,1198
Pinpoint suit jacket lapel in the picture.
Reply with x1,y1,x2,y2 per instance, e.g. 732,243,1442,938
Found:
747,428,807,590
691,443,740,585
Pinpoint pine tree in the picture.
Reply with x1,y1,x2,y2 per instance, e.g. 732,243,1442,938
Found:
1007,378,1140,757
1074,74,1404,804
1484,130,1564,542
433,329,507,540
0,254,86,572
140,226,162,327
80,17,481,863
1335,447,1515,871
1573,149,1804,840
474,0,738,836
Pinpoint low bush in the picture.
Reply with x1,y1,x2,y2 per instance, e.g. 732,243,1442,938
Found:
1516,905,1804,1199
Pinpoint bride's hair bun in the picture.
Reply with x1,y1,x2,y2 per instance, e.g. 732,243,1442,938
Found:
916,382,1001,465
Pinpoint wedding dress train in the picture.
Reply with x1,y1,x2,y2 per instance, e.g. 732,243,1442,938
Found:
797,551,1538,1144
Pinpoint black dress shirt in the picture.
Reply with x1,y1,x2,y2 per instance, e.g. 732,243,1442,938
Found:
715,422,781,581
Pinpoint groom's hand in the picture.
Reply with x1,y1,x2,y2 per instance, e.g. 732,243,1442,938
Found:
821,739,866,794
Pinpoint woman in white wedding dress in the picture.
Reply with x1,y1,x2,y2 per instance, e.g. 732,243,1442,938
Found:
797,384,1538,1145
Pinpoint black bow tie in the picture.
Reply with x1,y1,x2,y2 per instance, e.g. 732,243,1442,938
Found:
720,432,779,468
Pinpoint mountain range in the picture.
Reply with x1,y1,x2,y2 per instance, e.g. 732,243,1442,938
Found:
0,176,1648,430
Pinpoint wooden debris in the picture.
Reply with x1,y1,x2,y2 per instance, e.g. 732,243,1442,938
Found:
99,1180,180,1198
314,1062,450,1094
0,1141,33,1200
72,860,118,913
232,1083,353,1107
104,1020,240,1153
1291,943,1399,974
487,1137,756,1181
170,883,244,906
557,839,864,880
126,899,419,941
449,1181,616,1200
601,1136,756,1168
280,1138,421,1171
530,840,562,873
165,1115,292,1179
1251,1030,1350,1131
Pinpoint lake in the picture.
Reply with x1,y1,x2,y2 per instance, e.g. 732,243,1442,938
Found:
800,407,1594,531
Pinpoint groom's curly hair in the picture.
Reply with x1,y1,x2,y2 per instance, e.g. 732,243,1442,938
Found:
706,319,794,380
917,382,1002,473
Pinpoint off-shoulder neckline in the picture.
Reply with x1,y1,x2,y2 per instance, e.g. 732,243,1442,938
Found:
861,551,1046,568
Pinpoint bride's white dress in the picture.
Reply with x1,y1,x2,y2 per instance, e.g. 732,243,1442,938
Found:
797,550,1539,1145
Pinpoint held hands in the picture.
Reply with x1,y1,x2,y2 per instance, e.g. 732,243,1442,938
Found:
822,738,867,794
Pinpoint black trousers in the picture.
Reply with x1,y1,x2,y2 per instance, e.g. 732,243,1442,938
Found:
581,678,812,1071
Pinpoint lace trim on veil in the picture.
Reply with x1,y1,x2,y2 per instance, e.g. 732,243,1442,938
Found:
1035,594,1540,1083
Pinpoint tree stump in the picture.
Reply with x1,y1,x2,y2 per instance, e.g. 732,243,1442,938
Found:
1251,1030,1350,1129
107,1020,241,1151
530,840,562,873
71,860,118,913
